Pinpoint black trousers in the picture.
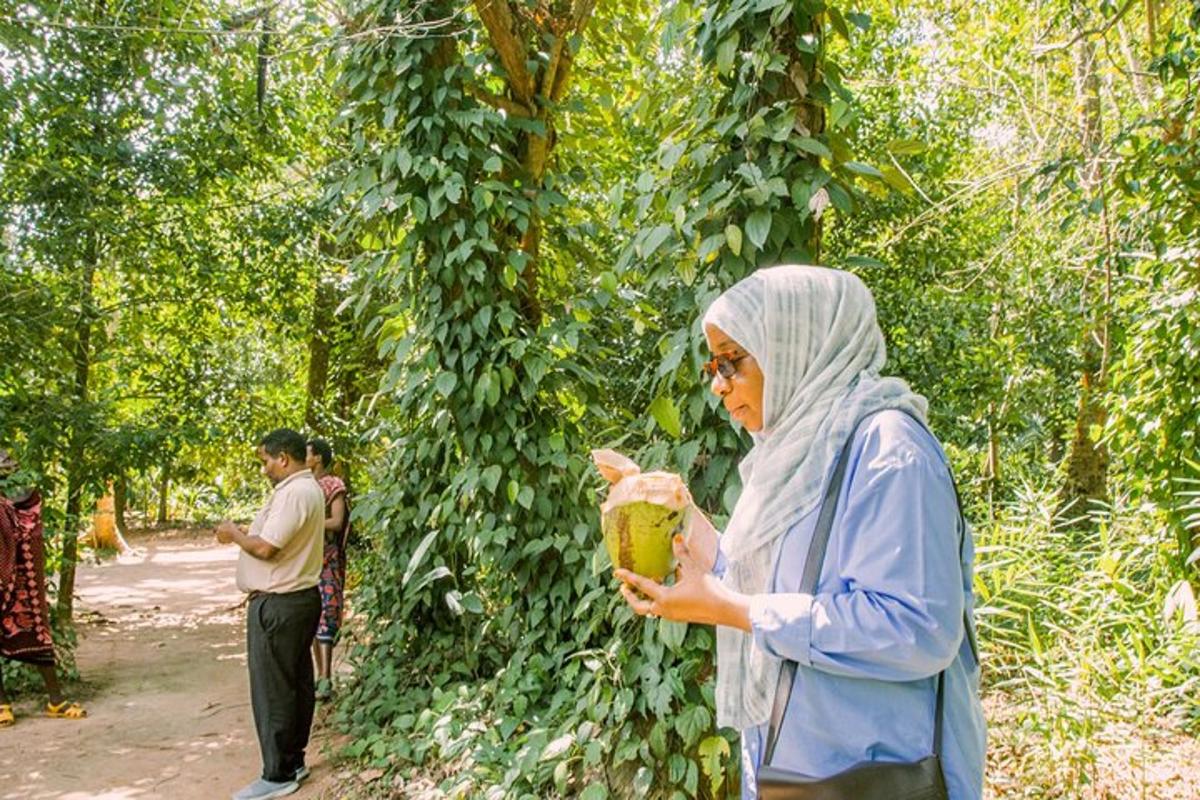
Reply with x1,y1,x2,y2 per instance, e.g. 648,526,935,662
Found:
247,586,322,782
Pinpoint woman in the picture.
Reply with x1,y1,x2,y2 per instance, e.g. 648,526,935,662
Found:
305,438,349,702
0,449,87,725
615,266,985,798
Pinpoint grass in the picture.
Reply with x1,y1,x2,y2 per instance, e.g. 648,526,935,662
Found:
974,481,1199,797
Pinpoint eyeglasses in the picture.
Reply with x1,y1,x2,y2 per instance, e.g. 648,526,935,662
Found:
701,353,749,381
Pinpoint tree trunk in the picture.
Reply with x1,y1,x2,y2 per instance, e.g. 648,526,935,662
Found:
473,0,597,327
986,401,1001,516
305,267,336,432
781,13,825,261
113,471,128,538
157,456,171,525
1057,8,1110,521
58,241,97,623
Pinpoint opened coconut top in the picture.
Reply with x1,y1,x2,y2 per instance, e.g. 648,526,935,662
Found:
591,449,691,514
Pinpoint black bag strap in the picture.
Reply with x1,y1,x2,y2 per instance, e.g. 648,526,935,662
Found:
763,411,973,767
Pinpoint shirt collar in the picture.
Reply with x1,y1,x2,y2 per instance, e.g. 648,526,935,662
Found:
274,469,313,491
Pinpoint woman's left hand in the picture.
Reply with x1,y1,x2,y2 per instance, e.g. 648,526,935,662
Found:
615,535,751,632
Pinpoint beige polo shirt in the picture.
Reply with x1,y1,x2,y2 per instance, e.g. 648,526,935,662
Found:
236,469,325,594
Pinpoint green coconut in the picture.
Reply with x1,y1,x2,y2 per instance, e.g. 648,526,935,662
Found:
601,501,690,582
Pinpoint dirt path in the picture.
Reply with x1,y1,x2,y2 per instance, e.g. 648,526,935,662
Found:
0,527,341,800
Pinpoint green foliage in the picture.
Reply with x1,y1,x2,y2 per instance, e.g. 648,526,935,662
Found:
0,11,334,698
1104,19,1200,557
0,0,342,611
328,0,904,794
2,0,1199,795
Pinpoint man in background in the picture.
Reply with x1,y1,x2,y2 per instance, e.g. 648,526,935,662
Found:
216,429,324,800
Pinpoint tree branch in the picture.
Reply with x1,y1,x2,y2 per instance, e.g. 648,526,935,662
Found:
547,0,597,103
1032,0,1138,55
467,83,533,117
473,0,535,106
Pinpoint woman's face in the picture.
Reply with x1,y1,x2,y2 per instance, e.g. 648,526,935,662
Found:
704,323,765,432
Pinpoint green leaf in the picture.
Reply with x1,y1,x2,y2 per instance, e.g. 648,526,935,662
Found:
793,136,832,159
633,766,654,797
660,618,688,652
698,735,731,795
674,704,711,747
640,224,673,259
885,138,926,155
745,209,772,250
402,530,439,587
847,11,872,30
827,182,853,214
579,785,608,800
649,720,668,759
828,7,851,40
481,465,503,494
724,223,743,256
842,161,884,178
434,371,457,397
517,485,535,510
541,732,575,761
880,165,915,196
483,155,502,172
486,369,501,406
844,255,887,269
409,565,451,596
716,34,738,76
829,99,850,130
649,395,682,438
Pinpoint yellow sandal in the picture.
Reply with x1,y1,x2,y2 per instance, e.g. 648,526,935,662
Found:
0,704,13,727
45,700,86,719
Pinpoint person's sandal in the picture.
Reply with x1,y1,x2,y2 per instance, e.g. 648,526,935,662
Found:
0,704,14,727
45,700,87,719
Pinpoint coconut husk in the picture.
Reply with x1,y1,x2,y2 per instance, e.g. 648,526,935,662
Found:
590,449,691,514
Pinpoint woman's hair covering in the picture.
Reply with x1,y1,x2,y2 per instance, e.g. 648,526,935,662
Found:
701,265,928,730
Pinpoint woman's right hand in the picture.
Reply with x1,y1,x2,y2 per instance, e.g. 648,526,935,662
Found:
686,506,720,573
616,533,750,631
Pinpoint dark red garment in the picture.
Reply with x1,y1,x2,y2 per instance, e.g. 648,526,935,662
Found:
317,475,350,552
0,490,55,664
315,475,348,644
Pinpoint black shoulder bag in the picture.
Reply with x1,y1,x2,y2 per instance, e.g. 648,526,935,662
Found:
758,413,977,800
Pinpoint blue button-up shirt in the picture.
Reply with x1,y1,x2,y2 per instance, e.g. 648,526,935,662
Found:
715,410,986,799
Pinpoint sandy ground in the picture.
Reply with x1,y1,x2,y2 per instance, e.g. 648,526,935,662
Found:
0,527,342,800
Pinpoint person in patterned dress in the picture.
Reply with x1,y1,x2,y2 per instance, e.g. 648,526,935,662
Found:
0,449,86,725
305,439,349,702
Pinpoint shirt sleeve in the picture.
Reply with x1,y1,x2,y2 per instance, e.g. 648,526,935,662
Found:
748,432,965,682
713,541,729,579
257,486,306,550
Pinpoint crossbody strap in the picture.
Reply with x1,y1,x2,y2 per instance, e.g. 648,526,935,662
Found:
762,411,973,767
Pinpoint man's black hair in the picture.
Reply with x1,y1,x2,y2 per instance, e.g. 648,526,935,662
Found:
307,437,334,468
259,428,307,462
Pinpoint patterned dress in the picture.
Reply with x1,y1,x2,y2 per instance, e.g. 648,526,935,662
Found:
315,475,349,644
0,490,55,665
